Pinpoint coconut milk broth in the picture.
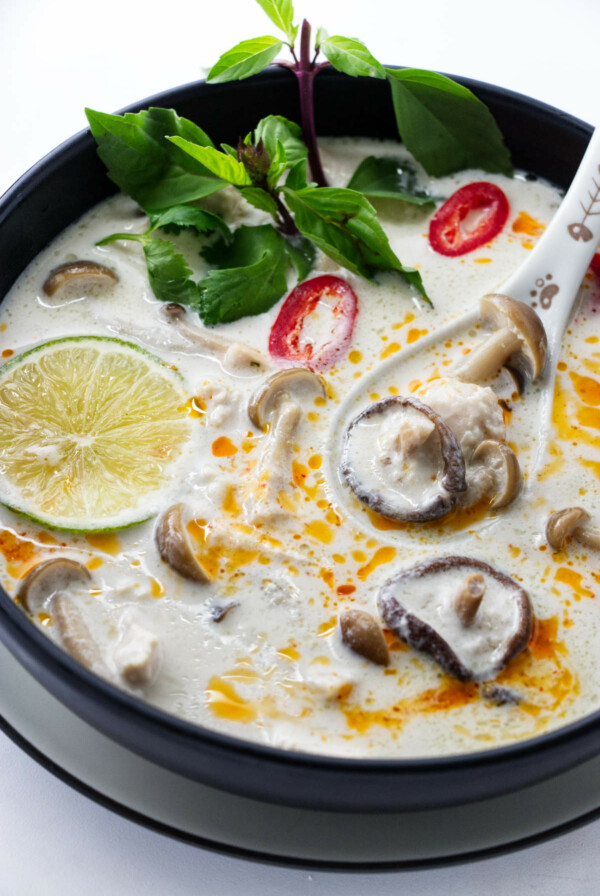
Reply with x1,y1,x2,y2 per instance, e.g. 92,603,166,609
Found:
1,137,599,758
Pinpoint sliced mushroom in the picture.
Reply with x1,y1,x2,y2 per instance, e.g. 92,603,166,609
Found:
113,619,161,687
339,609,390,666
378,556,532,681
248,368,327,430
51,592,109,676
453,294,547,386
246,369,326,520
43,260,118,299
163,303,271,375
340,396,467,523
18,557,91,613
546,507,600,551
155,503,211,582
470,439,522,508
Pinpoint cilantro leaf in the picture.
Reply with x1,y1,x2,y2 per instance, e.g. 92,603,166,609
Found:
85,107,225,209
140,238,203,306
199,225,289,324
207,36,283,84
255,0,296,42
282,185,428,300
319,35,386,79
97,233,201,306
347,156,434,206
166,140,251,185
386,68,513,177
147,206,231,240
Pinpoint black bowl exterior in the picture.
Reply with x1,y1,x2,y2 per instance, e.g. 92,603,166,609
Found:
0,70,595,813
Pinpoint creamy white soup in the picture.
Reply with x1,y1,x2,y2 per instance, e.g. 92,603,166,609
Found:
2,137,599,758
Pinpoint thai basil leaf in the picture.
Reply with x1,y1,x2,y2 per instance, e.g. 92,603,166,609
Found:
285,159,309,190
166,139,252,186
85,107,225,209
239,186,280,217
386,68,513,177
347,156,434,206
252,115,308,167
282,185,428,300
255,0,296,42
284,234,316,281
207,36,283,83
320,35,386,79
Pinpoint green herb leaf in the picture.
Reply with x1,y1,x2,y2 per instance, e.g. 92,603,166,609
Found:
255,0,295,41
167,139,252,186
199,225,289,324
147,206,231,240
140,238,203,306
239,186,280,217
252,115,308,167
315,26,328,49
347,156,434,206
98,232,202,306
266,140,288,188
320,35,386,80
85,107,225,209
285,159,309,191
207,36,283,83
282,185,428,299
284,234,316,281
386,68,513,177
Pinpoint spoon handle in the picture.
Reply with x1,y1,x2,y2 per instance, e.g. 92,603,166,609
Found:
501,127,600,361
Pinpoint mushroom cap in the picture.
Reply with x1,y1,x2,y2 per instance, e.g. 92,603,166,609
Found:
480,294,547,381
378,556,532,681
248,368,326,429
17,558,91,613
471,439,522,508
339,608,389,666
546,507,591,551
155,503,211,583
42,261,118,298
340,396,467,523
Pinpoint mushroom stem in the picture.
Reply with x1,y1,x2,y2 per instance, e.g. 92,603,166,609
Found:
51,593,109,676
155,503,212,582
453,573,486,626
546,507,600,551
453,327,522,383
574,525,600,550
253,401,302,505
163,304,271,373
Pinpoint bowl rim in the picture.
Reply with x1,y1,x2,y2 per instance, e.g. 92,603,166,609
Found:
0,67,597,801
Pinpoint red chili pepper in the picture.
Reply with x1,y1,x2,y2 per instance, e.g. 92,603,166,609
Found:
269,275,358,372
590,253,600,278
429,182,509,257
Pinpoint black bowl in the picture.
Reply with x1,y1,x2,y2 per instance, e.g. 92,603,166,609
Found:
0,69,594,813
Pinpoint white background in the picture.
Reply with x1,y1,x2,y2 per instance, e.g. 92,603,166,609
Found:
1,0,600,893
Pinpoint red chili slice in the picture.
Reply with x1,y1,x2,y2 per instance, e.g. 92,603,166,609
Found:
429,182,509,257
590,253,600,278
268,275,358,372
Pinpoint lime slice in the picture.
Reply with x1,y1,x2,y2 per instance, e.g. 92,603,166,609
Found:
0,336,192,532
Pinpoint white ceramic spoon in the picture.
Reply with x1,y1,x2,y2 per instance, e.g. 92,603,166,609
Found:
327,127,600,523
